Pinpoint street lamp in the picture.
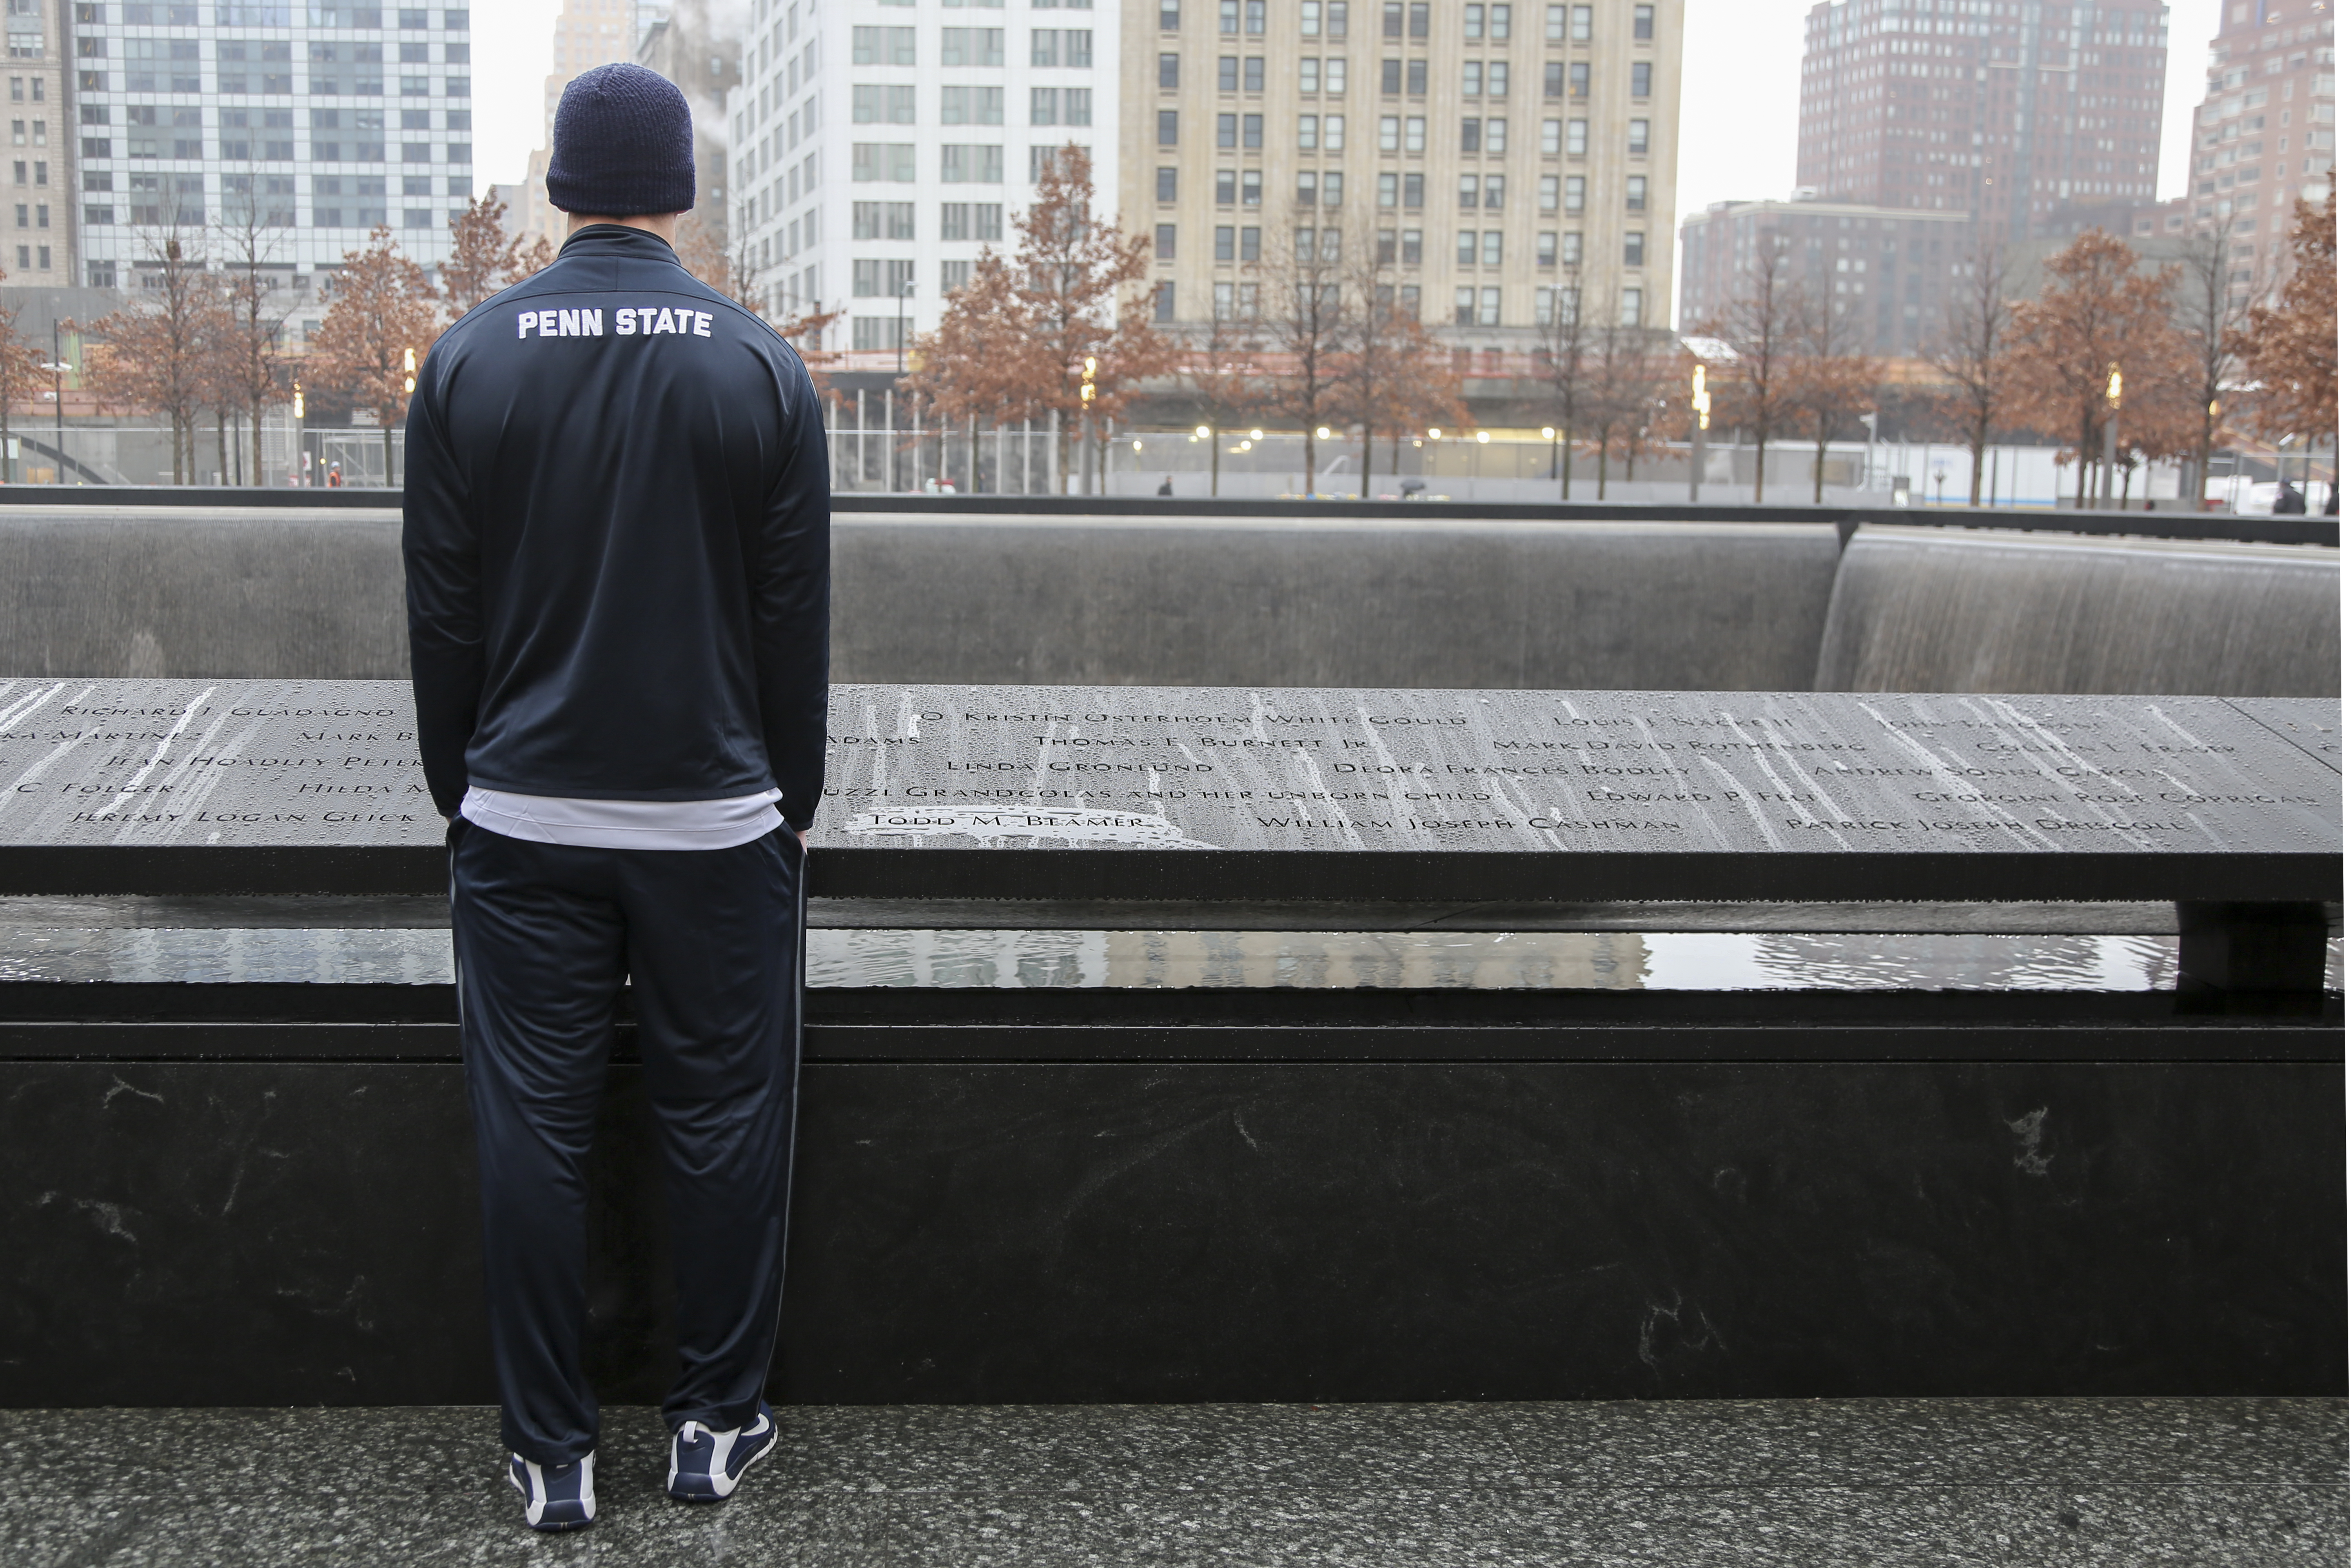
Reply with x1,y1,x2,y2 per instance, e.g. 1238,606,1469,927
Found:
1688,364,1712,504
42,319,70,484
895,279,915,376
2099,363,2122,508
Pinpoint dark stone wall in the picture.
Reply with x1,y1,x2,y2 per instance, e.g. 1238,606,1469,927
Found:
4,1049,2340,1406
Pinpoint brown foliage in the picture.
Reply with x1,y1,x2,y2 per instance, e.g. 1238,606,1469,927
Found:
2233,173,2337,442
1181,303,1266,496
908,146,1174,490
81,233,227,484
1330,244,1463,497
441,193,535,316
308,226,440,482
1786,286,1878,504
2002,229,2184,506
0,274,44,482
213,199,299,486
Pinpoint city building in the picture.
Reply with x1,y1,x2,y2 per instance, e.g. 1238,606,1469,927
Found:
2184,0,2334,287
721,0,1123,356
1794,0,2167,240
0,0,74,286
516,0,644,249
634,0,739,254
70,2,474,300
1675,195,1969,355
1133,0,1682,337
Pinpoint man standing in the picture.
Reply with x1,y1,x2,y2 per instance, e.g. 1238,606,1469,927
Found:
403,63,830,1532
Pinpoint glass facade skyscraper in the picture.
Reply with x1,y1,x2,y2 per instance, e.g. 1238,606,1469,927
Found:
70,1,474,302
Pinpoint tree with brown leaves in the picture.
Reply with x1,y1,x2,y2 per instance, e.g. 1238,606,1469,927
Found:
441,192,533,316
0,281,39,483
1787,286,1878,504
2003,229,2181,507
1707,231,1809,503
911,146,1172,492
82,231,224,484
2233,173,2336,451
2166,225,2255,507
308,226,440,485
1923,239,2017,505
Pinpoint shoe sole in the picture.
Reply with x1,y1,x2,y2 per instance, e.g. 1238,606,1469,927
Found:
668,1421,779,1504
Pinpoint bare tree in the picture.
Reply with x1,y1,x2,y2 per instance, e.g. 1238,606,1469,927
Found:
1187,296,1266,497
1708,231,1807,503
212,182,298,485
1922,238,2016,505
1532,270,1592,500
2167,224,2257,509
1258,221,1354,495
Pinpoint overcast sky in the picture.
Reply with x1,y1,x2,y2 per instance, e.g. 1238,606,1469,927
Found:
473,0,2217,229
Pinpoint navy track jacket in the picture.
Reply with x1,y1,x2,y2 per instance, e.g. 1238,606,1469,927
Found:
402,225,831,830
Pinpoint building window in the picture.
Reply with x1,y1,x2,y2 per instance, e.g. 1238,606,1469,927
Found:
1459,117,1479,153
1159,109,1179,144
1404,115,1425,153
1629,118,1649,155
1407,58,1426,93
1402,171,1422,207
1538,173,1557,211
1487,61,1507,95
1570,61,1589,98
1215,169,1235,203
1219,54,1239,90
1297,169,1317,205
1378,169,1397,205
1245,55,1264,90
1214,224,1234,260
1156,222,1176,258
1157,165,1178,200
1544,2,1564,40
1241,224,1260,259
1323,170,1343,205
1218,0,1236,30
1631,61,1650,98
1481,229,1501,265
1408,1,1427,36
1619,286,1642,326
1544,61,1561,98
1160,0,1178,28
1478,285,1499,325
1241,169,1261,203
1566,118,1586,156
1486,118,1505,153
1626,175,1646,211
1154,280,1174,321
1570,4,1590,42
941,259,971,293
1456,171,1477,210
1623,230,1644,265
1536,232,1556,267
1218,112,1236,147
1484,174,1503,208
1400,227,1421,263
1453,284,1473,323
1455,229,1474,266
940,144,1003,182
1633,3,1652,40
1562,174,1584,211
1160,51,1179,87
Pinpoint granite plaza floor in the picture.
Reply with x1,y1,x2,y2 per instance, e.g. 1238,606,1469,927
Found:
0,1397,2342,1566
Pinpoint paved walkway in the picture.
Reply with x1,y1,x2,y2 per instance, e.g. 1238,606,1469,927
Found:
2,1398,2342,1566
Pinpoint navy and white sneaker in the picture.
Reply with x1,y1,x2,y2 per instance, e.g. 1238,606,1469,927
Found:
666,1401,779,1503
508,1451,596,1531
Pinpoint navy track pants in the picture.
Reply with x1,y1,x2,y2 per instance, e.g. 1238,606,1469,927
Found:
449,819,805,1466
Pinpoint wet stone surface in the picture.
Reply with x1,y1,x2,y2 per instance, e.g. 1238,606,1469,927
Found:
0,1398,2342,1566
0,681,2337,904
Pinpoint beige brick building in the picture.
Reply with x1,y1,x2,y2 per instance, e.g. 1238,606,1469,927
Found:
1123,0,1679,338
4,0,70,287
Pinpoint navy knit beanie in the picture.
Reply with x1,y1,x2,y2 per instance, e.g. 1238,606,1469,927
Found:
546,63,696,216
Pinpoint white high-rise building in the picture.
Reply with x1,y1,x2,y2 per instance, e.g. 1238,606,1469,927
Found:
71,2,474,293
724,0,1122,358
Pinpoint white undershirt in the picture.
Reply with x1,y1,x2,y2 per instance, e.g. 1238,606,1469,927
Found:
461,786,786,851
